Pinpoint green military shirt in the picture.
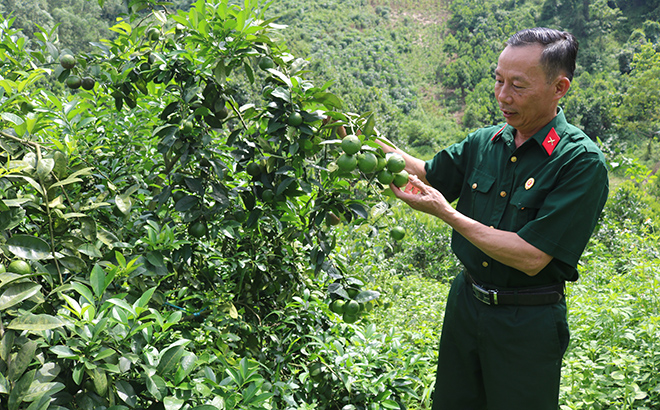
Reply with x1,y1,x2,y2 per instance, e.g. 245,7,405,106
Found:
425,108,609,288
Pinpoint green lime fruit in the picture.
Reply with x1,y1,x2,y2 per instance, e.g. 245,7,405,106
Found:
0,264,5,273
344,300,360,316
375,156,387,172
377,169,394,185
386,153,406,173
342,312,359,324
52,150,68,178
188,220,208,238
246,162,262,177
262,189,275,202
60,54,76,70
341,134,361,155
309,362,324,382
180,120,193,134
258,56,274,71
325,211,341,226
347,287,360,299
66,75,82,89
363,301,374,312
81,77,96,90
329,299,345,314
393,170,410,188
287,112,303,126
20,101,35,114
146,27,160,41
357,152,378,173
390,226,406,241
8,260,31,275
172,190,186,202
336,153,357,172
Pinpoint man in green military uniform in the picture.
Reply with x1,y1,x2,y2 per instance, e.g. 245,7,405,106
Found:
377,28,609,409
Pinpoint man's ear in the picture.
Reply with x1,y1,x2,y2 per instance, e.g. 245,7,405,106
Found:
555,76,571,100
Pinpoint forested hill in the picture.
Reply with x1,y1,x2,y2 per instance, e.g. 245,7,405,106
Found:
2,0,659,163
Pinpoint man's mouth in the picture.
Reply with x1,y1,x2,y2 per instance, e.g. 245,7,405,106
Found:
501,108,516,118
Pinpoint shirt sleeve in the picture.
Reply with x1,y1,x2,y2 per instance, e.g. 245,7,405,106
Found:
425,133,478,202
517,152,609,267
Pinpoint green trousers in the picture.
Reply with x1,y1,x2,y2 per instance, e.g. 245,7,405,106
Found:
432,272,569,410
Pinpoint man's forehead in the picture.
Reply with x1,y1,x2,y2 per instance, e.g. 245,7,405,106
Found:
496,45,545,76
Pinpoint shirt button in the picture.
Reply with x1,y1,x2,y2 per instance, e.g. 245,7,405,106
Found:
472,183,478,189
511,156,518,162
482,261,489,268
500,191,507,198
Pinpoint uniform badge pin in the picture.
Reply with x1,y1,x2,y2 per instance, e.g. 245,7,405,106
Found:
525,178,535,190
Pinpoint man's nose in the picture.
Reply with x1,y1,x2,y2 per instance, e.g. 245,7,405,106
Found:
496,84,513,104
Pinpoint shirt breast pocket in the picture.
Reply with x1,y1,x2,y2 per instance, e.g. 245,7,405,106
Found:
509,188,549,230
468,169,496,222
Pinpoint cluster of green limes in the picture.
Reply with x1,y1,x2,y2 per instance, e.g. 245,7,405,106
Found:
328,286,374,324
336,134,409,189
59,53,96,91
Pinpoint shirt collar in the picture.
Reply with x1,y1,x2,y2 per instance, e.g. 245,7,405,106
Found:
491,108,568,156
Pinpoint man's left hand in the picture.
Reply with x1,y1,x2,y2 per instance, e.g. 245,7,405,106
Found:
391,175,453,220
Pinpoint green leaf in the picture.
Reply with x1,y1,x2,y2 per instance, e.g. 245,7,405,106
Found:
93,348,116,362
23,381,65,403
93,367,108,396
58,255,87,273
97,227,120,246
70,282,94,305
190,406,219,410
78,243,102,258
270,87,290,102
0,207,25,231
146,373,167,401
362,112,376,137
157,345,185,376
7,340,37,382
47,176,83,189
355,290,381,303
8,313,65,331
24,393,52,410
1,112,24,126
381,400,401,410
0,282,42,310
1,330,15,362
80,217,97,241
8,369,35,410
266,69,292,87
90,264,106,298
6,235,51,260
0,371,9,394
313,91,343,109
107,298,137,318
115,379,137,407
115,194,132,214
49,345,78,359
36,158,54,181
135,286,156,310
164,396,186,410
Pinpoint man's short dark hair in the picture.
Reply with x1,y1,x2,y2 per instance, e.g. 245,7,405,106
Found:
506,27,578,82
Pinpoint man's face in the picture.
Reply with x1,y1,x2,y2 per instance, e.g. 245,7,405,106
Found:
494,44,562,138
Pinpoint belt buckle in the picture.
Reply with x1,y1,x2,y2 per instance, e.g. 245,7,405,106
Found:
472,284,498,305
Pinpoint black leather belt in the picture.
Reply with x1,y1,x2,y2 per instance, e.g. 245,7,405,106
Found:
465,271,564,306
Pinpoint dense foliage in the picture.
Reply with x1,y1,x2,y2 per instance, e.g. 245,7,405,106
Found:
1,0,659,409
